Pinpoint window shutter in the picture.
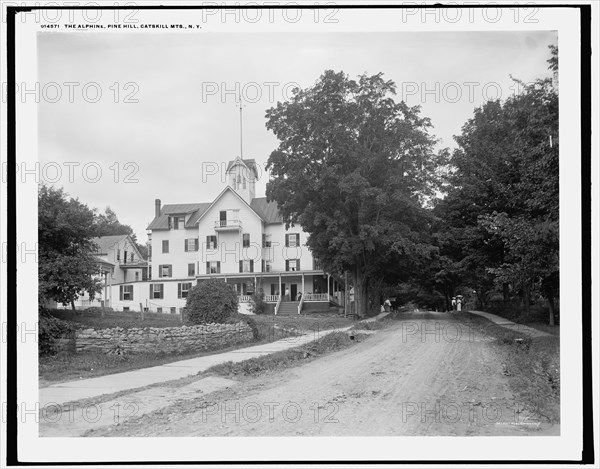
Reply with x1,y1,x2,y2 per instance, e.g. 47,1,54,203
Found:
296,234,300,246
149,284,153,298
178,283,182,299
184,240,188,252
206,262,210,274
159,284,164,299
285,260,289,271
217,261,221,274
239,260,243,273
119,285,123,301
195,238,199,251
285,234,289,247
262,260,265,272
250,260,254,272
296,259,301,271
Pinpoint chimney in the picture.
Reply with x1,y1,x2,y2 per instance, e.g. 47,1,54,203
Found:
155,199,161,218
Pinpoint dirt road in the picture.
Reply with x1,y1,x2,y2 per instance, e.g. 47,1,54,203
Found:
55,311,556,437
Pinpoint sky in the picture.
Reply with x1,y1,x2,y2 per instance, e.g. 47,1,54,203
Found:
37,30,557,240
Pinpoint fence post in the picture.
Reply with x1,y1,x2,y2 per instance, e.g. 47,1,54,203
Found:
140,302,144,321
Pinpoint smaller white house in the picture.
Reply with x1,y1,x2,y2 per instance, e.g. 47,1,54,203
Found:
62,234,148,310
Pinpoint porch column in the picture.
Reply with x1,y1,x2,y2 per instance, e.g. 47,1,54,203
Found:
278,274,282,297
103,272,108,304
254,275,257,292
108,268,113,307
327,274,330,298
301,273,305,294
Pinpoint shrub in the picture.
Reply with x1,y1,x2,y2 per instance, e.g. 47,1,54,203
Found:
185,279,238,325
249,289,268,315
38,307,77,356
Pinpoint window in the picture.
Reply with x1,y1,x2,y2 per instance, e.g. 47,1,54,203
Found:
123,307,130,312
206,235,217,249
171,307,177,314
119,284,133,301
172,216,185,230
285,233,300,247
188,263,195,277
286,259,301,272
159,264,172,278
178,282,192,299
261,259,272,272
239,260,254,273
162,240,169,253
135,272,139,282
130,252,134,262
157,307,163,314
124,250,128,264
262,234,272,248
185,238,199,252
206,261,221,274
242,233,250,248
148,243,152,260
150,283,164,299
116,249,121,261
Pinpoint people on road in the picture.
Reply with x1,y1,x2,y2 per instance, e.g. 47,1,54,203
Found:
451,297,457,312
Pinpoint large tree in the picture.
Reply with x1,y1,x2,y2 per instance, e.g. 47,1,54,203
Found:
438,45,558,323
38,185,103,309
265,70,442,316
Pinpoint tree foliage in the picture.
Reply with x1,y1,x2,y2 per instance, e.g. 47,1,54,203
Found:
265,70,443,316
434,45,559,323
38,185,103,308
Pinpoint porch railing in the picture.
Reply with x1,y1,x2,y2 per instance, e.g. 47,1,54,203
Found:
265,294,280,303
303,293,330,302
274,295,282,315
239,295,252,303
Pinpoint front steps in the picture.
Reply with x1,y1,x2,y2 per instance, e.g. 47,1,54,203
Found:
276,301,299,316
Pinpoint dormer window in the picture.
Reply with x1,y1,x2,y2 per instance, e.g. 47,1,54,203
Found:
171,216,185,230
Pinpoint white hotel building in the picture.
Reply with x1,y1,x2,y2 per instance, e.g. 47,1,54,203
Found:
87,158,345,315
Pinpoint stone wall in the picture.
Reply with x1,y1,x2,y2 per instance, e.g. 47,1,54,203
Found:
75,322,253,354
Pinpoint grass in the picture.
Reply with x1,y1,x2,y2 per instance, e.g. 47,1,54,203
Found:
47,308,184,329
251,314,355,334
205,331,366,378
456,312,560,424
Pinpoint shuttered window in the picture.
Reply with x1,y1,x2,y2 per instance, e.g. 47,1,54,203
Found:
185,238,199,252
119,285,133,301
285,233,300,247
150,283,164,299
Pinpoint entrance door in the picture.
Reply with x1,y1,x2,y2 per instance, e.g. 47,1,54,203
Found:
290,284,297,301
219,211,226,226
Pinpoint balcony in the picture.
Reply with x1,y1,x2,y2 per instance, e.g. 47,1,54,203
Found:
214,219,242,231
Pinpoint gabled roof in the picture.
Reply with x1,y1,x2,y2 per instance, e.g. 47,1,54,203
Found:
92,234,145,260
146,203,211,230
226,157,259,178
92,235,128,255
250,197,283,224
194,186,266,225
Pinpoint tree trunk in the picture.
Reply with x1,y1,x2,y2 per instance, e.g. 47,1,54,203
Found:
548,296,555,326
503,283,510,304
353,267,368,318
70,299,77,314
522,286,530,315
